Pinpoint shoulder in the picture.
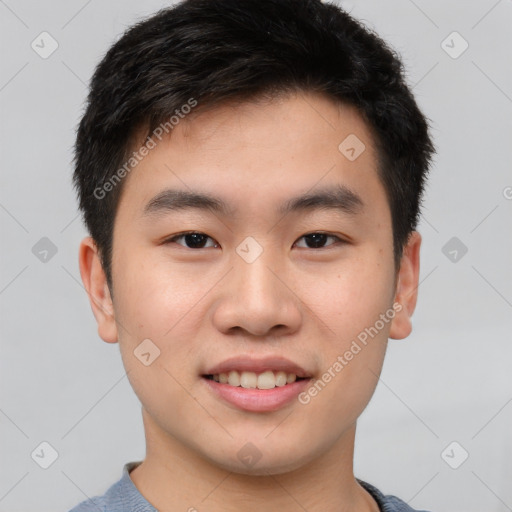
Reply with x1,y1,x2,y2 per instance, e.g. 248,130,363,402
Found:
67,476,122,512
67,462,155,512
358,479,433,512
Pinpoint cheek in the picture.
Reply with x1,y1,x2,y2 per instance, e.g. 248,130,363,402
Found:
113,270,202,422
294,255,394,420
295,280,391,437
111,255,205,397
298,254,395,344
113,249,205,336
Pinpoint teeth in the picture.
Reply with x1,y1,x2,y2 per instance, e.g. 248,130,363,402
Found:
210,370,301,389
240,371,257,388
228,370,240,386
286,373,296,384
257,370,275,390
275,371,288,387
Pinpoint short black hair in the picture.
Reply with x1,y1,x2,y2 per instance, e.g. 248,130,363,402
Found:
73,0,435,291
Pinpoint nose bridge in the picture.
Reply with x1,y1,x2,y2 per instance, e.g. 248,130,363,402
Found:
212,237,301,336
233,239,282,309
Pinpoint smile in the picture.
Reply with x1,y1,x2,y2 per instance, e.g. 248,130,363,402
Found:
204,370,304,390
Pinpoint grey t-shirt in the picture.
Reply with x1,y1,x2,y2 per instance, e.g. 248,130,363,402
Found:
68,461,431,512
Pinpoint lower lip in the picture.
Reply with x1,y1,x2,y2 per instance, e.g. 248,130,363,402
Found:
202,377,311,412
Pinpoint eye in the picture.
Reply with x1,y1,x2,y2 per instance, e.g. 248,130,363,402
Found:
164,231,219,249
164,231,344,250
294,232,343,249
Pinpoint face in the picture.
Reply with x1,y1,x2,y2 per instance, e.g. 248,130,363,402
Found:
80,92,420,476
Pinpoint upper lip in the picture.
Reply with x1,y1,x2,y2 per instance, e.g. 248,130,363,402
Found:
203,356,312,379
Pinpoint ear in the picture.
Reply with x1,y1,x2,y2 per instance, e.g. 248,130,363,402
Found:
78,236,118,343
389,231,421,340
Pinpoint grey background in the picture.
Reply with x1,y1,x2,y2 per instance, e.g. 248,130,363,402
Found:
1,1,511,511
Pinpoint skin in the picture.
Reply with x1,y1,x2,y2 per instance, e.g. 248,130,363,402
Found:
79,91,421,512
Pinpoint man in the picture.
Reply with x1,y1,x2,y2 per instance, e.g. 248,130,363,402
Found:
70,0,435,510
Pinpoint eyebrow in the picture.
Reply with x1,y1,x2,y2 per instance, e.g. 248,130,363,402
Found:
142,184,364,219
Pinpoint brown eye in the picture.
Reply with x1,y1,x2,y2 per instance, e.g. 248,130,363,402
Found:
294,232,342,249
166,232,218,249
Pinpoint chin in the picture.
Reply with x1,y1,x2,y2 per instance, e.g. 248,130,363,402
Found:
204,445,315,477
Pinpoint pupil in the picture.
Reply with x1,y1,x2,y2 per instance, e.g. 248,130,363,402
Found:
306,233,326,248
183,233,328,249
186,233,206,248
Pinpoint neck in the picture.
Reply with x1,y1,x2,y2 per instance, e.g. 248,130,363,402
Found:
129,410,379,512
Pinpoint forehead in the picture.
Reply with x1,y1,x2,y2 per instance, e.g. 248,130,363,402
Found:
116,92,387,223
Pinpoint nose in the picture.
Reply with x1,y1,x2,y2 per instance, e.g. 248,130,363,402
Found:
211,245,302,338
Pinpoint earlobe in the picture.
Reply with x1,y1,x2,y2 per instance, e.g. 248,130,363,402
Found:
389,231,421,340
78,237,118,343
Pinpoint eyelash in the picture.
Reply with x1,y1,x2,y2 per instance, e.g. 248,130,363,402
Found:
163,231,345,250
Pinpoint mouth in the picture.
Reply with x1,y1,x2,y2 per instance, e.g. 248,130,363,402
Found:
203,370,307,390
201,357,313,412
